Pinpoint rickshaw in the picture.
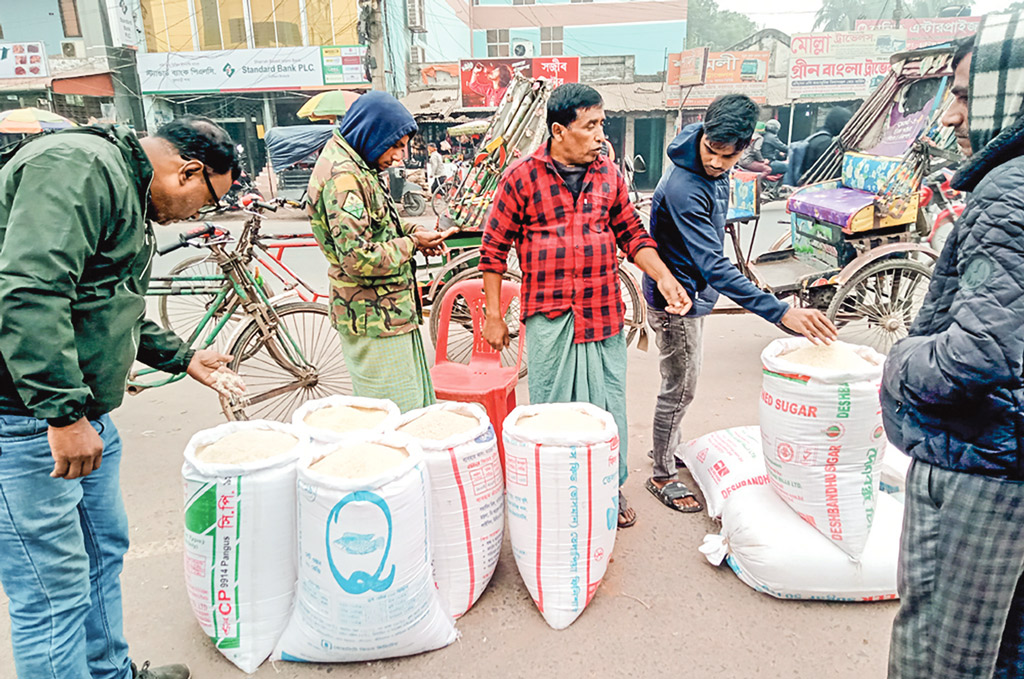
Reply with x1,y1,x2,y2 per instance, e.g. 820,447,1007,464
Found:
263,124,334,205
724,43,962,354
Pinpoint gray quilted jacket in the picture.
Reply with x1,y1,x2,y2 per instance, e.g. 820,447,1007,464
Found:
881,131,1024,479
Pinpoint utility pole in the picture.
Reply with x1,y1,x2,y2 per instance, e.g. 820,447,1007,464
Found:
360,0,388,91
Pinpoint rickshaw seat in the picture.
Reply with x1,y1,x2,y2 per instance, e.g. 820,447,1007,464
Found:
786,152,913,232
431,278,524,471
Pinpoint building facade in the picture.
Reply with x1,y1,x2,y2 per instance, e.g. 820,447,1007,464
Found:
414,0,686,76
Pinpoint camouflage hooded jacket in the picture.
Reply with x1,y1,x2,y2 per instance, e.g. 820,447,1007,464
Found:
307,131,420,338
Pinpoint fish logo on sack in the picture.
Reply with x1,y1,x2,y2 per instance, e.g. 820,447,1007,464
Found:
326,491,395,595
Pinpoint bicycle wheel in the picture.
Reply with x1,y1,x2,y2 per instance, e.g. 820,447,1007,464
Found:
428,268,527,379
826,259,932,355
618,266,643,347
158,254,273,348
221,302,352,421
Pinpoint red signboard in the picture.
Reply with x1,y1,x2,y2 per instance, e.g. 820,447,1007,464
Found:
855,17,980,49
459,56,580,108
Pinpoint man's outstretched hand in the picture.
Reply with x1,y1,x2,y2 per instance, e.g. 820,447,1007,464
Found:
781,308,838,344
187,350,246,397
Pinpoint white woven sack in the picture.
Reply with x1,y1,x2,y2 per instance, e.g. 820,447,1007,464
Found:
272,434,457,662
182,420,306,673
502,403,619,630
760,338,885,559
700,484,903,601
396,402,504,618
291,395,400,444
673,425,771,519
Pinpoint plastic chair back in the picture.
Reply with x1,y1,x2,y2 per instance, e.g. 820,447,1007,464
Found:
434,278,524,372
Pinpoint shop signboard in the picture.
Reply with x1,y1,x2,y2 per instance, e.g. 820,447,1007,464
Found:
0,42,49,78
138,46,369,94
668,51,768,108
855,17,980,49
788,30,905,100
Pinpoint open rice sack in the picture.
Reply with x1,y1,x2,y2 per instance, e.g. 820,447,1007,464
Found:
700,484,903,601
672,425,771,519
272,434,457,662
182,421,306,673
396,402,504,619
502,403,619,630
760,338,885,560
291,395,400,444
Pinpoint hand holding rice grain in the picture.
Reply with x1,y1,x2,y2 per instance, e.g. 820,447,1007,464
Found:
210,367,247,397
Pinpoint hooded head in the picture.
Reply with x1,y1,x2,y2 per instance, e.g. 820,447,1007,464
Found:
337,91,418,170
949,12,1024,190
822,107,852,136
765,119,781,134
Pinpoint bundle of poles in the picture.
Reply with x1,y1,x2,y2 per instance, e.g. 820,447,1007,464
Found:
446,76,553,231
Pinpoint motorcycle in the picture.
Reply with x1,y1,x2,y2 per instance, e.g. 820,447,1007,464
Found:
920,168,964,254
387,166,427,217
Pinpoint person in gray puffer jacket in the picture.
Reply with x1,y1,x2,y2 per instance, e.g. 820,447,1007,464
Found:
884,16,1024,679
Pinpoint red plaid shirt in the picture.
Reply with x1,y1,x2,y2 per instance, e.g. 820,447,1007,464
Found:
479,144,656,344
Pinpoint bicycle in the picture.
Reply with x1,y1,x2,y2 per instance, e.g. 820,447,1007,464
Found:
158,197,327,344
130,208,351,421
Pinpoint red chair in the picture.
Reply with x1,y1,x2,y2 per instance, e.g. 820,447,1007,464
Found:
431,278,524,471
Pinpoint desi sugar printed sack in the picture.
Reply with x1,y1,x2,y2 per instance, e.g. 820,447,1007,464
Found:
502,403,619,630
182,421,306,674
272,434,457,662
700,484,903,601
291,395,400,444
760,339,885,559
673,425,771,519
396,403,504,619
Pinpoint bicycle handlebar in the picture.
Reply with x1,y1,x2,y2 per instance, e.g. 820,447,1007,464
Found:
157,222,218,256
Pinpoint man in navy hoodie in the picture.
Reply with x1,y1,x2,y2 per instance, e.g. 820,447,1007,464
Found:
644,94,836,512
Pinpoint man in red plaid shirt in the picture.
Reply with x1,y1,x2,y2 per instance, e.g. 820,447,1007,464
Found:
479,83,690,528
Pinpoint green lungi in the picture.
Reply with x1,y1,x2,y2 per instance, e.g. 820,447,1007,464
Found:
337,328,436,413
524,312,629,486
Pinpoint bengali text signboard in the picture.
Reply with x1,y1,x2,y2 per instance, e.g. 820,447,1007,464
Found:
856,17,980,49
459,56,579,108
668,51,769,108
789,30,905,100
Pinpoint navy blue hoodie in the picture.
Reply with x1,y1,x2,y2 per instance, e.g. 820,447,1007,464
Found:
643,123,790,322
337,90,417,166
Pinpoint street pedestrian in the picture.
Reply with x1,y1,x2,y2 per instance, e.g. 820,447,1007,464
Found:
884,19,1024,679
479,82,691,528
427,142,445,193
644,94,836,513
307,90,455,413
0,116,244,679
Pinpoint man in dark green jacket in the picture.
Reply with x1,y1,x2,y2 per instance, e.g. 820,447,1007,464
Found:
0,116,240,679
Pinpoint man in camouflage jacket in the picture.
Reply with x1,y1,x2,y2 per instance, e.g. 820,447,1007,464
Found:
307,91,452,411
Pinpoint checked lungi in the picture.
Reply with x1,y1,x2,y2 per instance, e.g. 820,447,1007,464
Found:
889,459,1024,679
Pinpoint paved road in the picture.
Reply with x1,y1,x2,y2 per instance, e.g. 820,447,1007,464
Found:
1,201,899,678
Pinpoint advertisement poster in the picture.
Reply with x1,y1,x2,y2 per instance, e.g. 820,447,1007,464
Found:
670,51,769,109
459,56,579,108
139,45,368,94
0,42,49,78
856,17,980,49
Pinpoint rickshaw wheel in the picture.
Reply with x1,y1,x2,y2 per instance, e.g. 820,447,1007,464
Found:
429,268,528,379
825,259,933,355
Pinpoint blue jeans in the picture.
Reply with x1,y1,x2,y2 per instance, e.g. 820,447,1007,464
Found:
0,414,132,679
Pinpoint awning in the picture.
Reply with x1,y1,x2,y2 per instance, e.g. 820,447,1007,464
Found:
52,72,115,97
